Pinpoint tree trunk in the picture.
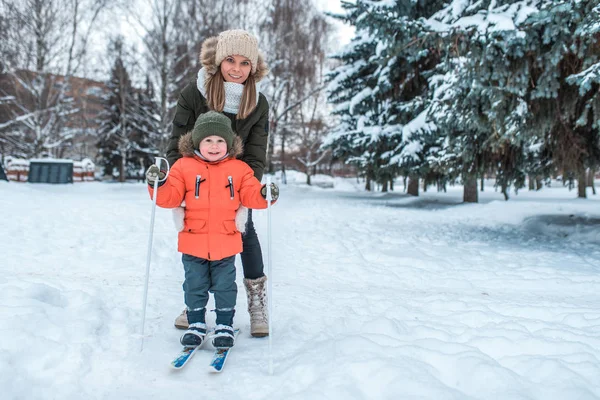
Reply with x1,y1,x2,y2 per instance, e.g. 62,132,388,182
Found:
463,176,478,203
306,171,311,185
422,179,427,192
365,176,371,191
407,176,419,196
528,175,535,190
535,177,543,191
578,168,587,198
120,150,126,183
588,169,596,195
480,176,485,192
390,179,394,191
382,179,388,192
501,182,509,201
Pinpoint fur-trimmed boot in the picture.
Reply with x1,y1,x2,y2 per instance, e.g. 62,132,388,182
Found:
244,275,269,337
174,309,189,330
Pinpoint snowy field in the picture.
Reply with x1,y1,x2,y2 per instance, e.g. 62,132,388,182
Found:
1,174,599,400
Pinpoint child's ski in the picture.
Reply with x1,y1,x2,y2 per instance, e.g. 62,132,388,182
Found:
170,335,210,369
208,329,240,373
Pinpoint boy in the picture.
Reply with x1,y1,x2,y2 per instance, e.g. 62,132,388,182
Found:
146,111,279,348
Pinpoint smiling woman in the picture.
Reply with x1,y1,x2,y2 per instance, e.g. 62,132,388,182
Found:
164,29,272,339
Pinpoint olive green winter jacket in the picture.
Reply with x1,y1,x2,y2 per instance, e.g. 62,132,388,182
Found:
165,82,269,182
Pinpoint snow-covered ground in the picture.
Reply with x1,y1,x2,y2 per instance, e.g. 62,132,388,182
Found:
1,174,599,400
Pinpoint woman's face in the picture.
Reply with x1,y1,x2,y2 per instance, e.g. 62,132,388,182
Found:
220,55,252,84
199,135,228,161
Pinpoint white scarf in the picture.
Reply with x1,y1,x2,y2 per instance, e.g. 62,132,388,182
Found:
197,67,260,115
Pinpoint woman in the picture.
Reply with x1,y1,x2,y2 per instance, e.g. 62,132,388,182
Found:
165,29,270,338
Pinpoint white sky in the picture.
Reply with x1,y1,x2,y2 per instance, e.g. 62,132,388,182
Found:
84,0,355,81
315,0,355,48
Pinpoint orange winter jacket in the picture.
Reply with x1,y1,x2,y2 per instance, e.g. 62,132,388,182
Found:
149,133,270,261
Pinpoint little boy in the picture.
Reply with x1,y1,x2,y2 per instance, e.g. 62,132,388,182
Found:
146,111,279,348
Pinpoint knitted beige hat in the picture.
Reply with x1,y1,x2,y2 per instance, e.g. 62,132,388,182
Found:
215,30,259,73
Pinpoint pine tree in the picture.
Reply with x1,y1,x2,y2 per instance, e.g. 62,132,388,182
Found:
441,0,600,199
96,39,137,182
128,76,162,179
523,0,600,198
326,0,449,193
324,1,381,190
368,0,447,194
427,0,550,201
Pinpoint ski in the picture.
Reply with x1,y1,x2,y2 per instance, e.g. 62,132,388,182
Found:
208,329,240,373
170,331,211,369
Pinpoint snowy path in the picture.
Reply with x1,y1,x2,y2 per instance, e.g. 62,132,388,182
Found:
1,179,599,399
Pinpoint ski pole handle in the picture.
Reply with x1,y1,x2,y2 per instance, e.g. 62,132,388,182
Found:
154,157,170,182
265,177,273,202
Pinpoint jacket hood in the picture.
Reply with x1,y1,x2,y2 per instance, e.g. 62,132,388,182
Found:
200,36,269,83
178,131,244,160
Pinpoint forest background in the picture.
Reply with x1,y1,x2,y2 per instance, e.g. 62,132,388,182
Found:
0,0,598,203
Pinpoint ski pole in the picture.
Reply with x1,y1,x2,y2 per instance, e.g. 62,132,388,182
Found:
265,176,274,374
141,157,170,351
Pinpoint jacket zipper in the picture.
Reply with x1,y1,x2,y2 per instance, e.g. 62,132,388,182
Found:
227,176,234,200
195,175,201,198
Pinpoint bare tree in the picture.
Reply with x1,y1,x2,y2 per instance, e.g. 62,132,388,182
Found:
259,0,332,177
294,84,330,185
0,0,109,158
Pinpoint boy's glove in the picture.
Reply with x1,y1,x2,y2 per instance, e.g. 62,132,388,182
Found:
261,183,279,201
146,165,165,185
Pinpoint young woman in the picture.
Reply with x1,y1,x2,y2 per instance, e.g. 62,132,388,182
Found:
165,29,270,337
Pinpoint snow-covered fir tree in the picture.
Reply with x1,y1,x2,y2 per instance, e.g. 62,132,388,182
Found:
523,0,600,198
327,0,599,200
369,0,448,194
324,1,391,191
128,75,162,177
96,39,139,181
426,0,535,201
432,0,600,199
326,0,453,193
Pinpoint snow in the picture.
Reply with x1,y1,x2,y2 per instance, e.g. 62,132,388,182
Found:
349,87,373,114
29,158,75,163
427,0,541,34
1,176,600,399
567,62,600,96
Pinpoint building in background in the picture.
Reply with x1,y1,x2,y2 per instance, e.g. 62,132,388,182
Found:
0,70,107,161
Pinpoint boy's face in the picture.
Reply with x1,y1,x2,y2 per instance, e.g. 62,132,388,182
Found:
199,135,228,161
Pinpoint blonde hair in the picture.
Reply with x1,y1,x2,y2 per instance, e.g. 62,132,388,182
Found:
205,71,257,120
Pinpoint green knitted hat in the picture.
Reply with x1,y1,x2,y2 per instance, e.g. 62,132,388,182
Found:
192,111,235,151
